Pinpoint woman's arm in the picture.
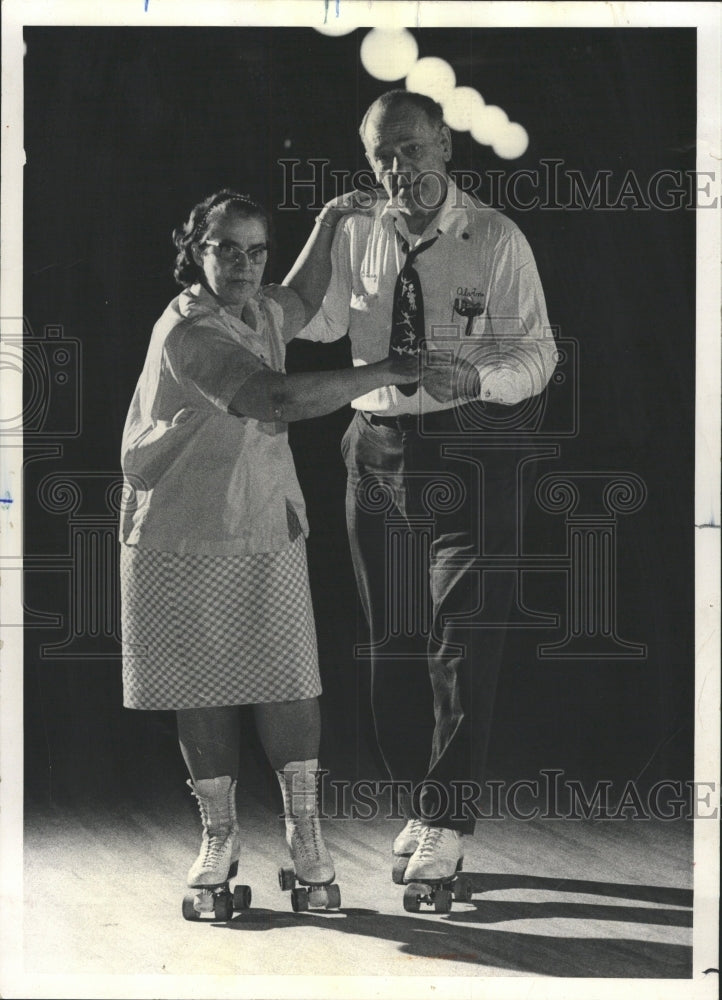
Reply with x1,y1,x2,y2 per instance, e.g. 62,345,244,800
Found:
228,356,418,423
165,315,422,425
283,191,381,326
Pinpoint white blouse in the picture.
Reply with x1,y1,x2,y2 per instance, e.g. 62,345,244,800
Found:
120,282,308,556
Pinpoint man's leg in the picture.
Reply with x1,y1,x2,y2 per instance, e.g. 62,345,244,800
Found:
423,548,513,832
342,413,434,797
406,440,536,878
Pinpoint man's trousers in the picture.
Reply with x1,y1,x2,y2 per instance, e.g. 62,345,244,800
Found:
342,403,538,834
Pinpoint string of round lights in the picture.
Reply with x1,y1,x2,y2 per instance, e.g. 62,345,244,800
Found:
317,25,530,159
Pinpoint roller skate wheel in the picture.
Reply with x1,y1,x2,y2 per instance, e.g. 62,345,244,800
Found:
291,887,309,912
453,878,472,902
195,889,215,913
214,892,234,921
182,892,200,921
391,856,409,884
434,888,453,913
233,884,252,910
308,886,328,908
278,866,296,891
403,883,424,913
325,883,341,909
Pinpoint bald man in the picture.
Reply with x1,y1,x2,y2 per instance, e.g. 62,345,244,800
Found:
295,89,556,885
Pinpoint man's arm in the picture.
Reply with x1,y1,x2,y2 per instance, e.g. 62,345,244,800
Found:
423,227,557,406
473,229,556,404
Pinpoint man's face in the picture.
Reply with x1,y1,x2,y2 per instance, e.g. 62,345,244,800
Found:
363,103,452,223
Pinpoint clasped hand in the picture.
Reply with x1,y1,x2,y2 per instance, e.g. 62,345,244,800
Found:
419,350,481,403
387,350,481,401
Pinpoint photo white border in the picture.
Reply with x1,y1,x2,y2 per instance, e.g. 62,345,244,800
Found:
1,2,719,998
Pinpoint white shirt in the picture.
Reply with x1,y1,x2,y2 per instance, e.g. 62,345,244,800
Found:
299,180,557,414
120,283,309,556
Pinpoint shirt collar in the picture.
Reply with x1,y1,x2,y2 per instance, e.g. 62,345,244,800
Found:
380,178,471,243
179,282,265,333
178,282,219,319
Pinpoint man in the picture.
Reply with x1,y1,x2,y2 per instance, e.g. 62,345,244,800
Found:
290,90,556,883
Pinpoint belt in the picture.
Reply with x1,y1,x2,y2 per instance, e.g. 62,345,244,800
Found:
364,412,423,431
361,398,536,438
362,404,476,433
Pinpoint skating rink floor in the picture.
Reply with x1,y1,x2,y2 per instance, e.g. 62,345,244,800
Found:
15,756,710,999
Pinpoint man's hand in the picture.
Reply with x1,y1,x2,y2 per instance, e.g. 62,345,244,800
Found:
419,351,481,404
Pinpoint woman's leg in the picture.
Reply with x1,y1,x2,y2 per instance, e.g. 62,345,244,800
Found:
177,705,241,781
255,697,335,887
177,706,242,890
252,696,320,770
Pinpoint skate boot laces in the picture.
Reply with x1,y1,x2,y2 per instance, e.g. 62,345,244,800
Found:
292,817,324,861
393,817,426,856
189,783,233,831
186,778,239,884
403,825,463,881
416,825,447,860
188,826,240,886
407,819,425,840
290,817,335,883
199,830,232,868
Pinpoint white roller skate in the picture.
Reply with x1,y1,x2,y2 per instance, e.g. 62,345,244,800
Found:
391,818,426,884
182,775,252,921
400,826,470,914
276,759,341,912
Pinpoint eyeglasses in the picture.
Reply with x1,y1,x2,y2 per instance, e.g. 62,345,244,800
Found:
203,240,268,267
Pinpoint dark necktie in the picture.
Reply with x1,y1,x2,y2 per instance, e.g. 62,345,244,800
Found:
388,234,439,396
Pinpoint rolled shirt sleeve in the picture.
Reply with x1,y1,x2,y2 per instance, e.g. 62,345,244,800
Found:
165,322,267,412
473,229,557,405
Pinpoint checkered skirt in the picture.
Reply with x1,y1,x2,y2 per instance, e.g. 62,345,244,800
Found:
119,535,321,710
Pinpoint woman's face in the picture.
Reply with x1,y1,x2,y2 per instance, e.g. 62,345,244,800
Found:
192,209,268,314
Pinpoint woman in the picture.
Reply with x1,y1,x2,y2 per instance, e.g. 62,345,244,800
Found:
119,188,417,916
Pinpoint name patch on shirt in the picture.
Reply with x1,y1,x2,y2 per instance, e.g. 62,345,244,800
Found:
453,288,486,336
455,286,485,304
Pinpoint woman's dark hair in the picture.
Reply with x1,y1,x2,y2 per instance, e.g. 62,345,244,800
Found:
172,189,272,287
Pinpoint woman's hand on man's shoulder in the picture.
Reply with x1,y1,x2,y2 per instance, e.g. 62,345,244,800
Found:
317,188,389,227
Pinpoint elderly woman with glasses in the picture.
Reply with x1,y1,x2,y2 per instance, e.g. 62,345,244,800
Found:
119,188,417,918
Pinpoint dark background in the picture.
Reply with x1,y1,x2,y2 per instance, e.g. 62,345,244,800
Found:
22,27,696,810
